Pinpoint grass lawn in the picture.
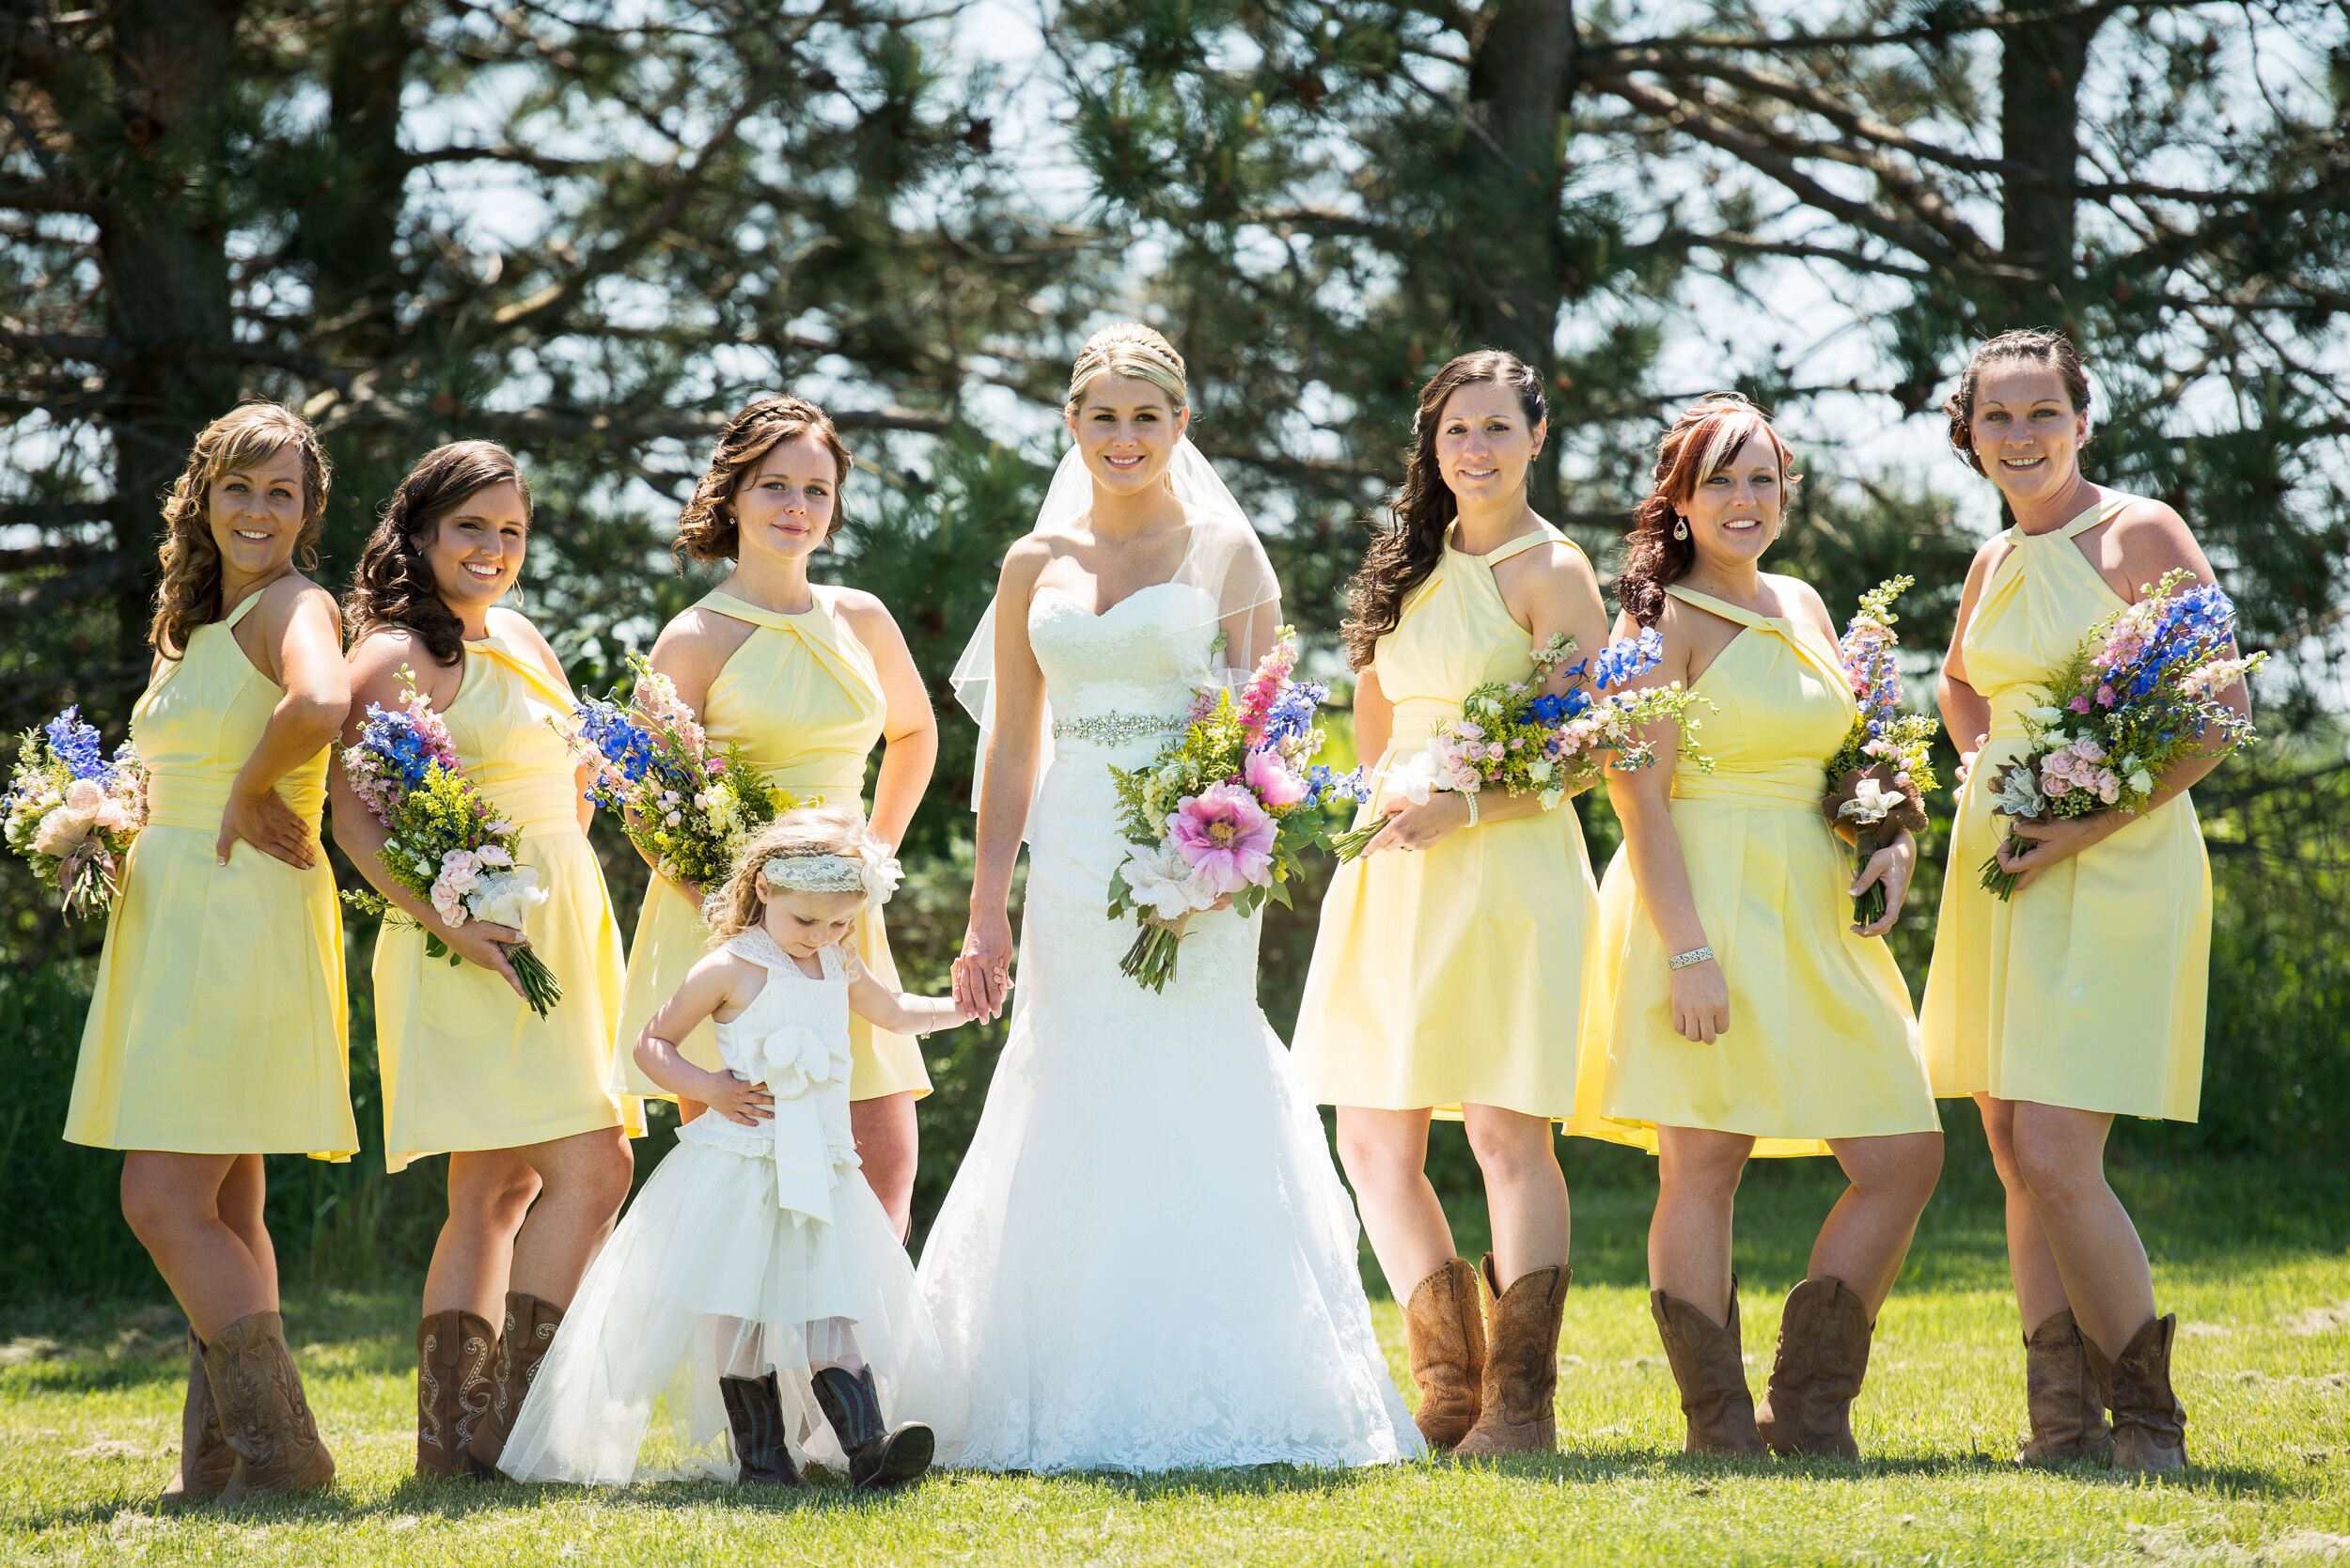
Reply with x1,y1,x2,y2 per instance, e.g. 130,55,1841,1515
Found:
4,1149,2347,1565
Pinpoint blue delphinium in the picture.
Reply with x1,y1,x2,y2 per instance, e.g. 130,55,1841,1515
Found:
356,703,438,787
1260,682,1329,745
570,695,660,809
1302,763,1365,809
1590,627,1666,692
43,708,111,781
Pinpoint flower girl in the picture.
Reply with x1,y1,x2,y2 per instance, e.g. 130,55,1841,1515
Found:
498,806,969,1489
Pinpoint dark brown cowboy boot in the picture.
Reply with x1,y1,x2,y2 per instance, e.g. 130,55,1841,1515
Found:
719,1372,807,1486
158,1329,236,1507
1452,1254,1568,1456
203,1311,337,1500
415,1309,498,1479
1651,1280,1766,1458
811,1365,934,1489
1402,1258,1488,1450
464,1292,563,1477
2018,1309,2114,1466
1755,1277,1872,1459
2084,1314,2187,1475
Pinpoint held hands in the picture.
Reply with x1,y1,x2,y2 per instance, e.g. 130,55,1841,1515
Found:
444,919,528,1000
1850,829,1918,938
953,906,1016,1023
1994,813,2113,894
1670,957,1731,1044
1361,791,1473,855
216,784,316,870
697,1067,776,1129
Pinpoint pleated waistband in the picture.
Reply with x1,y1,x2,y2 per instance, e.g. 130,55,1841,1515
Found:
1671,766,1825,813
145,769,324,833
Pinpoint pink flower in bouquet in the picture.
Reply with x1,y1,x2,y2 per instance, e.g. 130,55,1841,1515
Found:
1168,783,1276,894
1243,746,1306,809
1237,636,1299,742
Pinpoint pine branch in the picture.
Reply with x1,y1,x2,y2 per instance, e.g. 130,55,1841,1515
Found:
1585,0,2219,57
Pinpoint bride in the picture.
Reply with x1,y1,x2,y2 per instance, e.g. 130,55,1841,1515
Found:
921,323,1423,1472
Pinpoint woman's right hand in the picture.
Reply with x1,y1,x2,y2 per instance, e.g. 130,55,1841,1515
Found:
954,906,1015,1022
445,919,528,1000
1669,956,1731,1043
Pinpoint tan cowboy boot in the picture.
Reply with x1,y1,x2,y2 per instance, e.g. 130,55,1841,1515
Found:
1402,1258,1488,1450
1755,1277,1872,1459
158,1329,236,1507
202,1311,337,1500
464,1292,563,1477
2018,1309,2114,1466
2083,1314,2187,1475
415,1309,498,1479
1650,1280,1766,1458
1452,1254,1568,1457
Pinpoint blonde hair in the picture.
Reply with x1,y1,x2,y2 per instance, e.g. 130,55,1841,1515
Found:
1065,322,1188,414
152,402,333,657
705,803,871,941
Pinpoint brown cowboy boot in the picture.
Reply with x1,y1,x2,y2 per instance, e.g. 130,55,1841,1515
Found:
202,1311,337,1500
415,1309,498,1479
464,1292,563,1477
718,1372,807,1487
1452,1254,1568,1457
158,1329,236,1507
1650,1281,1766,1458
1402,1258,1488,1450
2018,1309,2114,1466
1754,1277,1872,1459
2083,1314,2187,1475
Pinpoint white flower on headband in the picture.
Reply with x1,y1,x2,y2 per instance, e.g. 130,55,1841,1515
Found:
760,838,903,911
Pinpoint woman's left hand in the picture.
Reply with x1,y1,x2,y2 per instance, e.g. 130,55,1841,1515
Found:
1849,829,1917,938
1360,791,1474,855
1993,813,2110,893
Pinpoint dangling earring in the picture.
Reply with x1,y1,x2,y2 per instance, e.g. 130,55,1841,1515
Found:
1671,515,1689,541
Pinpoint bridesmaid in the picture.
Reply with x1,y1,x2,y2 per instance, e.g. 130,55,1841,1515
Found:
611,394,936,1238
1921,329,2246,1475
1568,393,1942,1460
66,401,354,1500
1294,350,1610,1456
333,441,642,1479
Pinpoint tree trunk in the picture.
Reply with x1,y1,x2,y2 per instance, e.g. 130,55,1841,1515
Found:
1997,4,2107,313
316,0,415,362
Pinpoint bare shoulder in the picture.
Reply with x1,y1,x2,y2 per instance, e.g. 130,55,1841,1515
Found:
258,571,338,626
650,604,749,681
486,606,567,680
1520,533,1602,595
818,584,900,636
997,534,1057,599
2104,491,2208,582
1770,572,1839,639
348,624,429,681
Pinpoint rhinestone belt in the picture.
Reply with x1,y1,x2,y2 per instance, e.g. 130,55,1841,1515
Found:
1051,711,1189,745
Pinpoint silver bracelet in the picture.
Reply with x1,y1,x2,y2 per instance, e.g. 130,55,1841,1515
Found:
1668,945,1715,970
1463,791,1480,827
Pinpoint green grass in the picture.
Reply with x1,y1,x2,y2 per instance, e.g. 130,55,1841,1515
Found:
5,1152,2348,1565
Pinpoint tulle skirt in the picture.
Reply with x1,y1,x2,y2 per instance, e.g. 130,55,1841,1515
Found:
498,1135,953,1484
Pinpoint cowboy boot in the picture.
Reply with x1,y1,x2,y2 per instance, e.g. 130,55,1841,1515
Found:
1402,1258,1488,1450
2084,1314,2187,1475
1755,1277,1872,1460
415,1309,498,1479
810,1365,934,1489
158,1329,237,1507
1650,1280,1766,1458
464,1292,563,1477
719,1372,807,1486
202,1311,337,1500
2018,1309,2114,1466
1452,1254,1569,1457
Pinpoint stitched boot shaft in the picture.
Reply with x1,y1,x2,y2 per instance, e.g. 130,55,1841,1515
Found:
464,1292,563,1477
1452,1255,1569,1457
811,1365,934,1489
201,1312,336,1500
415,1309,498,1479
1650,1284,1766,1458
718,1372,805,1486
1755,1277,1872,1460
2083,1314,2187,1475
1402,1258,1488,1450
2018,1309,2114,1466
159,1330,236,1507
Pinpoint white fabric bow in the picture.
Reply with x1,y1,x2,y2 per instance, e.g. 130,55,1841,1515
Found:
757,1024,852,1228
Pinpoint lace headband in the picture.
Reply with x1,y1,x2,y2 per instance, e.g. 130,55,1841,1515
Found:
760,850,902,910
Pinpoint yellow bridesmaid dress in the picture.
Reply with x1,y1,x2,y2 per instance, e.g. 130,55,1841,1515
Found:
1292,523,1599,1120
373,632,641,1172
614,591,930,1104
1568,585,1937,1156
1921,497,2208,1120
66,592,358,1159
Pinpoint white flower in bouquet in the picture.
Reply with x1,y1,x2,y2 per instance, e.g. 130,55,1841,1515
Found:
1118,840,1219,921
1385,746,1445,807
1838,776,1901,825
467,866,548,930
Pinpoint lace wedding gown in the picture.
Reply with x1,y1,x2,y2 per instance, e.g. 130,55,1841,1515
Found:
917,581,1424,1473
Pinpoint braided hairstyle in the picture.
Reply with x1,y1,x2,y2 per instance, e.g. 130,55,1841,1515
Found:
1064,322,1189,413
345,440,531,666
1617,393,1800,627
151,402,333,657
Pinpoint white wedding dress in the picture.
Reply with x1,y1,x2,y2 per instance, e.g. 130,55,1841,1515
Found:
917,579,1424,1473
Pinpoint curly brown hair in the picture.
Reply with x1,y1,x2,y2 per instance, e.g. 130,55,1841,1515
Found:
673,396,854,565
1339,351,1546,671
705,803,872,942
1617,393,1801,627
345,441,532,666
150,402,333,657
1942,327,2092,476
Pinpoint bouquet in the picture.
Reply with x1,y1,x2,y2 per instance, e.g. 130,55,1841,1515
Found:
1104,627,1361,991
342,667,563,1017
556,651,796,894
1822,576,1937,927
1978,569,2263,901
4,708,145,918
1331,628,1709,861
